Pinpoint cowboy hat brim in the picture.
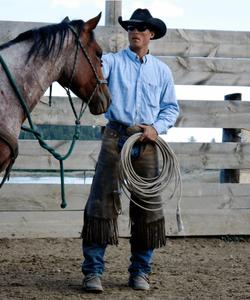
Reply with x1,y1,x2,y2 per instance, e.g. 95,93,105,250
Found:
118,16,167,39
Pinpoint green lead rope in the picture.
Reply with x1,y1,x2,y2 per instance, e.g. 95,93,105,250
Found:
20,124,80,208
0,54,81,208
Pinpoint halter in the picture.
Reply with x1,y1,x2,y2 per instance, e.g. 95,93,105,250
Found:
0,23,108,208
64,24,108,123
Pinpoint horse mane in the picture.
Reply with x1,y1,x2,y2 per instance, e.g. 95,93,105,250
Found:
0,18,89,62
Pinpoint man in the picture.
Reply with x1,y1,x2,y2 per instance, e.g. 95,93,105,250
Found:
81,8,179,292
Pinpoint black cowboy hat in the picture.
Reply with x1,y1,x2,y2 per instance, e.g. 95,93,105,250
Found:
118,8,167,39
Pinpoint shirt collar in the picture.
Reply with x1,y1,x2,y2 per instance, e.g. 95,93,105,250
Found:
126,47,149,63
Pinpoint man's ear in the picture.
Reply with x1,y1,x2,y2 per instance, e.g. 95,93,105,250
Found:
150,31,155,39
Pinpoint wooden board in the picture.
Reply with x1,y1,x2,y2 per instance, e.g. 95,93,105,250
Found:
1,183,250,211
26,96,106,126
27,97,250,128
176,99,250,128
0,183,249,238
11,141,250,170
1,22,250,86
0,210,249,238
1,22,250,58
150,28,250,59
13,140,101,170
161,56,250,86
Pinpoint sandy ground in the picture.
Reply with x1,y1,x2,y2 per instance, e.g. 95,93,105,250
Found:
0,237,250,300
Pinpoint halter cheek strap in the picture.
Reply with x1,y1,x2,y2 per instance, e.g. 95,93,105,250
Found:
67,25,107,92
60,25,108,123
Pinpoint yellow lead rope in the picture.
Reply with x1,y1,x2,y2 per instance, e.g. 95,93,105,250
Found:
119,133,184,233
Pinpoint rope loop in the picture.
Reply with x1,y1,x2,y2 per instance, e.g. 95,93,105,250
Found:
119,133,184,232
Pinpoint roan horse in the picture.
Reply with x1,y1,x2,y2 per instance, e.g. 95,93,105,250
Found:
0,13,111,187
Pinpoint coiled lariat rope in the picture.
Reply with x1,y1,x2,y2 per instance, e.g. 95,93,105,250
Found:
119,132,184,232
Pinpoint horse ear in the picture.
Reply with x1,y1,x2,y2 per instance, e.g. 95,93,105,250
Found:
62,16,70,23
85,12,102,31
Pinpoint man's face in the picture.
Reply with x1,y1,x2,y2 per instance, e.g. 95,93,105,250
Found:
127,24,155,51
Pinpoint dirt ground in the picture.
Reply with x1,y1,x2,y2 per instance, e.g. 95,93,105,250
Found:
0,237,250,300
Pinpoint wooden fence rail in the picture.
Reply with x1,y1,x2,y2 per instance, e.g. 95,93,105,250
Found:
1,22,250,58
11,140,250,170
27,96,250,128
0,21,250,238
1,22,250,86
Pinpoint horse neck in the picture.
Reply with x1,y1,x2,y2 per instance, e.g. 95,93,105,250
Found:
0,37,75,139
1,38,75,111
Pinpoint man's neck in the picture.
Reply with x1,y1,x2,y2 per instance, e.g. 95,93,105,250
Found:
129,46,149,59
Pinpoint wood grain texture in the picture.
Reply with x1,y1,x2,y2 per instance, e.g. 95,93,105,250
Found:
0,183,249,237
11,141,250,170
1,22,250,85
26,97,250,128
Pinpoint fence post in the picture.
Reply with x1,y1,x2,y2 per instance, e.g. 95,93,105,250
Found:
102,1,122,134
105,0,122,26
220,93,242,183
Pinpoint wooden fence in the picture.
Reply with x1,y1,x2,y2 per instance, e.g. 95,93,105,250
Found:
0,19,250,238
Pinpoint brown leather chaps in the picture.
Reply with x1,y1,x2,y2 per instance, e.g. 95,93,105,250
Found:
81,123,166,249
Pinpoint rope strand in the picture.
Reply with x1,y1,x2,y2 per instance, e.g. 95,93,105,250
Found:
119,133,184,232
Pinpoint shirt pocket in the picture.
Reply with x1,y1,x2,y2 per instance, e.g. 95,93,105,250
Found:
141,80,161,118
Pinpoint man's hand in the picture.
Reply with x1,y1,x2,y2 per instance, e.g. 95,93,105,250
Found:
137,124,158,142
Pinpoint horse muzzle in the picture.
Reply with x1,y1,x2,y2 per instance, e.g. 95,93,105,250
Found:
89,85,112,115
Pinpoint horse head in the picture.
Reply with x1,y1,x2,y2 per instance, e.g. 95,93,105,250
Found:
58,14,111,115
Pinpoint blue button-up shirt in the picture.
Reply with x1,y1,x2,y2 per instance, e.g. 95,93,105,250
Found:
102,47,179,134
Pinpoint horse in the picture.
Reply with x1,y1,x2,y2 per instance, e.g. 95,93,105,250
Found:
0,13,111,186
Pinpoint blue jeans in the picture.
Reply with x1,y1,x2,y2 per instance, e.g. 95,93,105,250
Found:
82,243,153,277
